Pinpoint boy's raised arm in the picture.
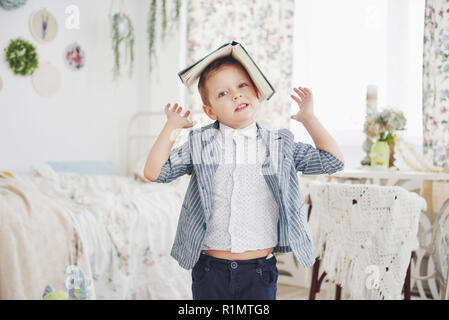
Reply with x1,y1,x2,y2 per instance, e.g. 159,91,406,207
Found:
143,103,196,182
290,86,345,163
299,114,345,163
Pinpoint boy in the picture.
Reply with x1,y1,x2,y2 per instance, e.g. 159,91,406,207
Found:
143,56,344,300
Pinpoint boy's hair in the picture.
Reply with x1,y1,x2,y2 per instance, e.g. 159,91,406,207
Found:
197,56,257,106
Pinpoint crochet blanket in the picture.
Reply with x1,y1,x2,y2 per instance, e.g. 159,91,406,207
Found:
308,182,426,299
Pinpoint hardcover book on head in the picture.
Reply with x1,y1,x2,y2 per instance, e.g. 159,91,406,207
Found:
178,41,275,101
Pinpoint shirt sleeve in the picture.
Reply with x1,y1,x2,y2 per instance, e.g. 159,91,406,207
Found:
153,135,193,183
292,141,344,175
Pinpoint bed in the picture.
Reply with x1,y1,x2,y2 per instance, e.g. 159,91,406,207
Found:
0,110,314,300
0,111,198,300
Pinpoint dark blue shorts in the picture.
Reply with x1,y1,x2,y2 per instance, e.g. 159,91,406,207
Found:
191,253,278,300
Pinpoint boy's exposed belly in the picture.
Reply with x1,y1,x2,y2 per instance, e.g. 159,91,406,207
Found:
202,248,274,260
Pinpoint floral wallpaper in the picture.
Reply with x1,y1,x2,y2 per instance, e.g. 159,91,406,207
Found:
423,0,449,168
185,0,295,130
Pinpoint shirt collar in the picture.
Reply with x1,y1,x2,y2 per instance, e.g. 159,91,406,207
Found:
219,121,257,139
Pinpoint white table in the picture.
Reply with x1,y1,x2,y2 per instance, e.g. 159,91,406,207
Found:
331,168,449,180
316,168,449,192
300,167,449,299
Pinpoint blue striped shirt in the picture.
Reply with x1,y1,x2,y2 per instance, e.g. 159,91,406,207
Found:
155,120,344,269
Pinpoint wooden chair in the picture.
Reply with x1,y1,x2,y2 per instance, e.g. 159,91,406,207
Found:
408,198,449,299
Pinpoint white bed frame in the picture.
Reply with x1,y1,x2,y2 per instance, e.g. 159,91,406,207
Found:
126,110,205,175
126,111,161,175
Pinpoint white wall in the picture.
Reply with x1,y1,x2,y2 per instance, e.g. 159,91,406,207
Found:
0,0,185,174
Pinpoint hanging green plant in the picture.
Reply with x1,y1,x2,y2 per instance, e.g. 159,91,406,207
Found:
148,0,157,72
175,0,181,20
4,38,38,76
111,12,135,80
147,0,182,72
161,0,167,39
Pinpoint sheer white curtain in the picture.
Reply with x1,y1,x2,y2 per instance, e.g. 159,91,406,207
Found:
291,0,425,169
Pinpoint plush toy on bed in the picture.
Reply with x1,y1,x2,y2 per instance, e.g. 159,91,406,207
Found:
66,265,90,300
42,285,69,300
42,266,91,300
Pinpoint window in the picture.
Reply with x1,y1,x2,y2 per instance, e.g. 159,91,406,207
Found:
291,0,425,169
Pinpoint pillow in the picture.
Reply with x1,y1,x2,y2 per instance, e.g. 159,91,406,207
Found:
46,161,119,175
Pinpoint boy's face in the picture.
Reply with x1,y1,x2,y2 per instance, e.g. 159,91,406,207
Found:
202,64,259,129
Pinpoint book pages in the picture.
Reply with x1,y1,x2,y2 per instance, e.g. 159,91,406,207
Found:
178,42,275,102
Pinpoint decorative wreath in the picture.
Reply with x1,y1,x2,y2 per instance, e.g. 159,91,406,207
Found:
4,38,38,76
0,0,27,10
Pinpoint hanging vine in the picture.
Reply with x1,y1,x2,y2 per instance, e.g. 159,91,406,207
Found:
161,0,167,39
148,0,157,72
111,12,135,80
147,0,182,72
175,0,181,20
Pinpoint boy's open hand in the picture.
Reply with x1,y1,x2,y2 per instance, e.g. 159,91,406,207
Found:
290,86,315,123
165,103,197,129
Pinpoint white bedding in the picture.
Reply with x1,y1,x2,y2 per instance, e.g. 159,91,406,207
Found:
15,163,192,300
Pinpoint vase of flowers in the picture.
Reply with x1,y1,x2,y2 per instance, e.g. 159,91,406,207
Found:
363,108,407,168
370,140,390,169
